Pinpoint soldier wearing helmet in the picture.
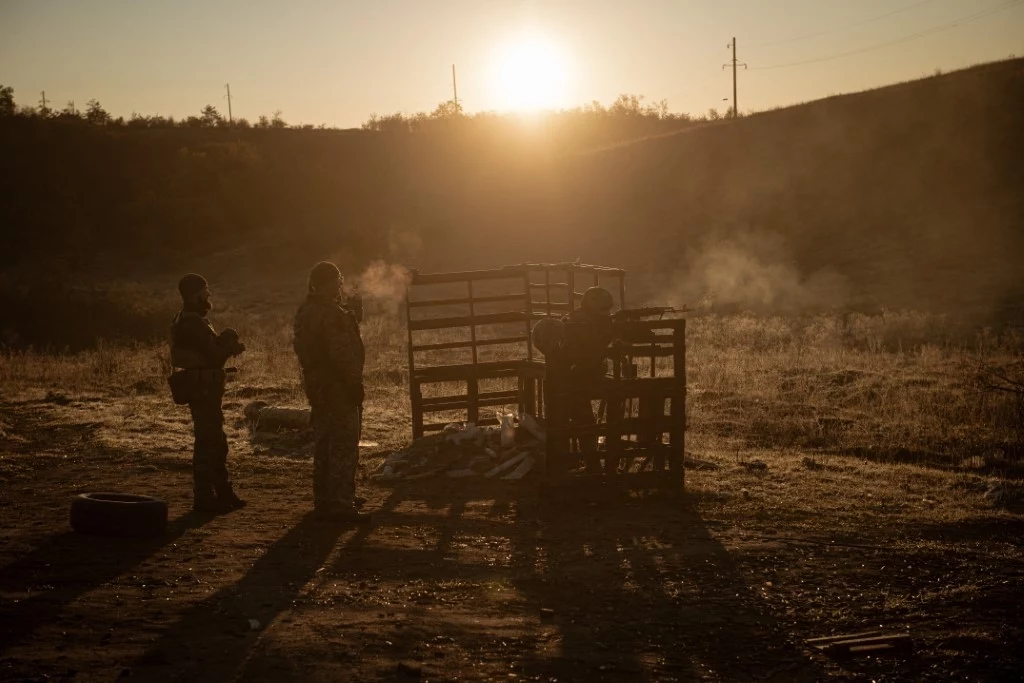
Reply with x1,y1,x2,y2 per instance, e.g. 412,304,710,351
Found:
535,286,617,473
169,273,247,512
293,261,370,522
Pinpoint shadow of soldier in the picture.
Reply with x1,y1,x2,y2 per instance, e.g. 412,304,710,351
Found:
129,509,377,682
0,511,214,656
508,490,828,681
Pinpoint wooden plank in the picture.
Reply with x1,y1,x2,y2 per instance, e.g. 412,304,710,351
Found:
408,311,537,331
411,268,529,285
616,345,677,358
412,336,528,352
422,417,501,432
807,631,883,645
421,389,520,409
413,360,524,383
546,376,685,398
407,293,526,308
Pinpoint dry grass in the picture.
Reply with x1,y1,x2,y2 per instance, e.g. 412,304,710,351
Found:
3,309,1019,463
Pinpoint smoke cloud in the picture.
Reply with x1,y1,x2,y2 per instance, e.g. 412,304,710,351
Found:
354,260,413,315
667,230,849,313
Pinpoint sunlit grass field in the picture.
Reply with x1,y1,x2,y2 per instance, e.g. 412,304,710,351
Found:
3,308,1021,472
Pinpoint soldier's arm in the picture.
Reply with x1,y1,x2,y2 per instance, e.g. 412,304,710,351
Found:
324,310,363,387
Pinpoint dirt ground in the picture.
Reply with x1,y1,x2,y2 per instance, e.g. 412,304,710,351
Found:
1,388,1022,683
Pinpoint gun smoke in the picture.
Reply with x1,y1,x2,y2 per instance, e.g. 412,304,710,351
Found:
354,260,413,316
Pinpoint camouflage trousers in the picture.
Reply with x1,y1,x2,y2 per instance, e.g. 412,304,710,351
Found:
188,387,231,498
309,395,361,512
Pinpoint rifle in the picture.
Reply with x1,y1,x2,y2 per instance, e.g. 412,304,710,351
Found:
612,305,688,321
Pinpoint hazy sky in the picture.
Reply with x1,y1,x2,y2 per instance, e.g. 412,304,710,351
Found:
3,0,1022,127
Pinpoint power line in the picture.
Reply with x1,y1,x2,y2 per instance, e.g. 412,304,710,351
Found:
750,0,940,48
751,0,1024,70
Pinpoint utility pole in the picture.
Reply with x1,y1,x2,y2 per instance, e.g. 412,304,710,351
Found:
39,91,48,111
225,83,233,123
451,64,459,115
722,37,747,118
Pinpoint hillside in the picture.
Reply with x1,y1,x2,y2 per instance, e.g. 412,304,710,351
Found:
2,58,1022,320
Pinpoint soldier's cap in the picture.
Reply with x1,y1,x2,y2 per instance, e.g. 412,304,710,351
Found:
309,261,342,291
178,273,208,299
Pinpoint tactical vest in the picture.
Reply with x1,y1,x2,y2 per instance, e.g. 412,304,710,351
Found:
170,311,215,369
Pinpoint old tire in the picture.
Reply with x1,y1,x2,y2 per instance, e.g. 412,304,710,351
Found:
70,492,169,538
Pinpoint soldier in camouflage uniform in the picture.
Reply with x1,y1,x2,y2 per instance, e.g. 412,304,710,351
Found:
170,273,247,512
293,262,370,522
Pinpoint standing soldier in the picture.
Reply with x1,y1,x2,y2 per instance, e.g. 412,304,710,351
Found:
293,262,370,522
169,273,247,512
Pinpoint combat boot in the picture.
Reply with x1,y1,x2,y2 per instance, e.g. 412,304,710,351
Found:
215,483,247,510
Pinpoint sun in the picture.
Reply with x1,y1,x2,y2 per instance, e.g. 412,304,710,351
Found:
490,33,570,112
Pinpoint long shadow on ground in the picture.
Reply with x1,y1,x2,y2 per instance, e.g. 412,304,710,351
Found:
0,512,213,655
227,482,827,681
129,509,369,682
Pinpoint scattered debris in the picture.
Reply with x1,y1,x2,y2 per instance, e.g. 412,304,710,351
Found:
682,454,720,471
808,631,911,658
540,608,555,620
802,456,823,470
370,416,545,483
742,460,769,473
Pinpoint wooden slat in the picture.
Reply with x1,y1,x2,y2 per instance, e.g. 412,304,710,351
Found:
422,395,522,413
413,360,523,382
422,417,501,432
412,336,528,353
407,293,526,308
411,268,529,285
421,389,520,407
546,376,684,397
408,311,537,331
615,345,677,358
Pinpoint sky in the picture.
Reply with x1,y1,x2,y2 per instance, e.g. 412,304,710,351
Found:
2,0,1023,127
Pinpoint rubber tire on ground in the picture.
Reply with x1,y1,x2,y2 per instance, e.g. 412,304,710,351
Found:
70,492,169,538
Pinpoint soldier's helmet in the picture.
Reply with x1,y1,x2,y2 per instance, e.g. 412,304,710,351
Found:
178,273,208,300
308,261,342,293
580,287,614,316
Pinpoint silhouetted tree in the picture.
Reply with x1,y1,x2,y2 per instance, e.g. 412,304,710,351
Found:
0,85,14,117
270,110,287,128
610,94,644,116
85,99,111,125
59,100,80,119
430,99,462,119
200,104,223,127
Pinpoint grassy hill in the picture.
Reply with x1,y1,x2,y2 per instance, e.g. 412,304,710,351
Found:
2,58,1022,338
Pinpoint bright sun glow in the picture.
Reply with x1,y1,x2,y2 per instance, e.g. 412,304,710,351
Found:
490,34,570,112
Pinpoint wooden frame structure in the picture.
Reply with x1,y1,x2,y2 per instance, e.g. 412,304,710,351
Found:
544,318,687,489
405,263,625,438
405,262,686,488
